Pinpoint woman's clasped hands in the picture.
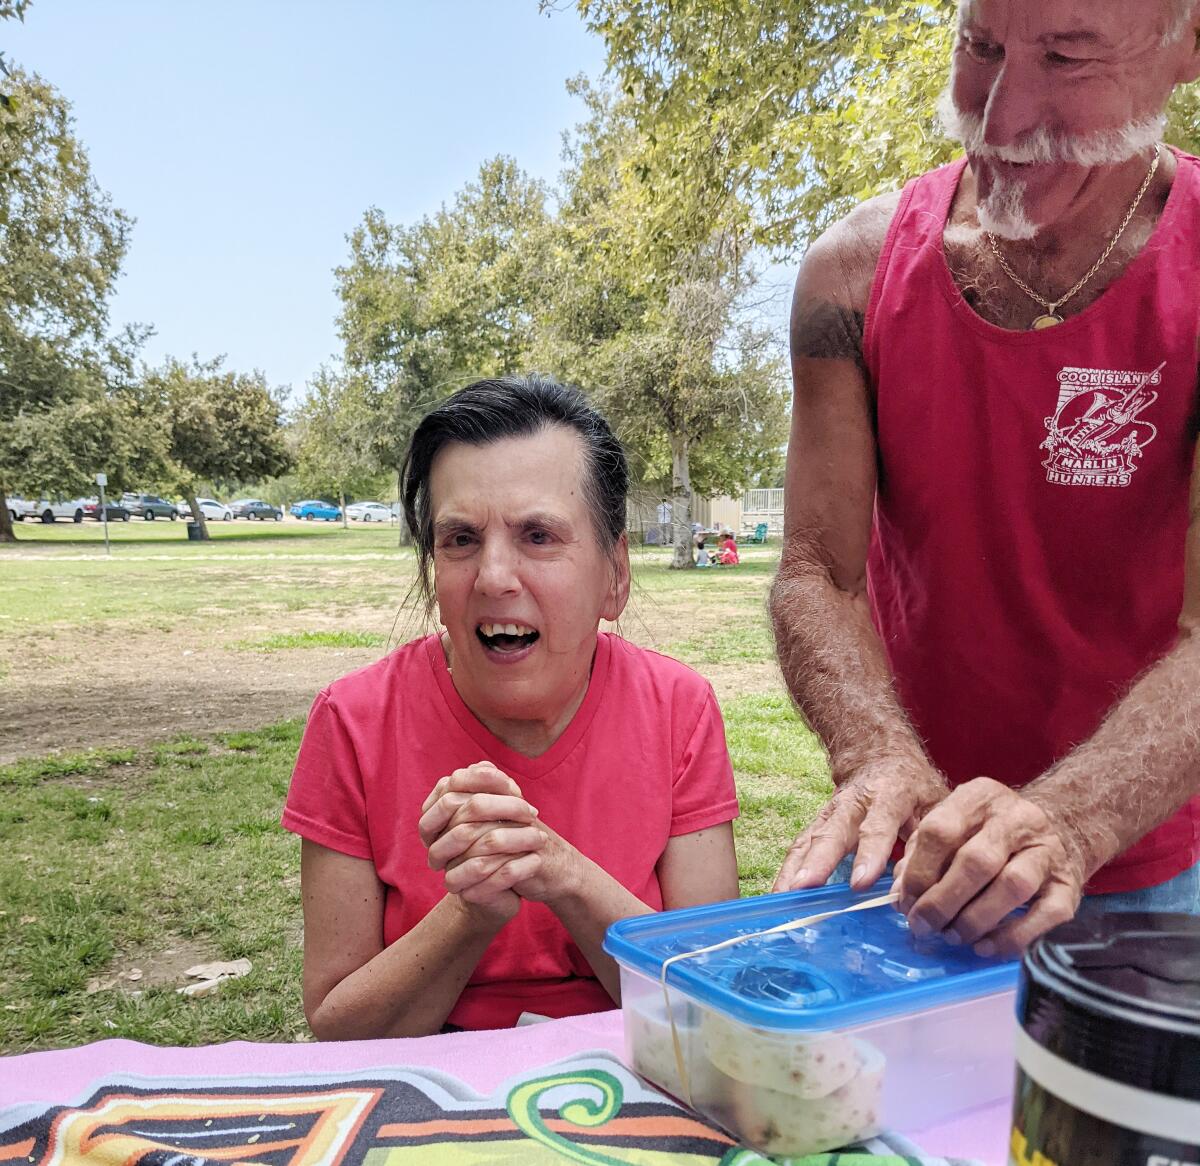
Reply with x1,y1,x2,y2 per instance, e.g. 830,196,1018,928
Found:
419,762,580,922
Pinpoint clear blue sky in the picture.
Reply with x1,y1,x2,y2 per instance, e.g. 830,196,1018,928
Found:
4,1,609,399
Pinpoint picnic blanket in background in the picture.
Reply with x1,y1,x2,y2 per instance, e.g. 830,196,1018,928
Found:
0,1012,1007,1166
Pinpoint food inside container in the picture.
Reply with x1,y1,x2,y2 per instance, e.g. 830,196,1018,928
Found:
605,878,1020,1157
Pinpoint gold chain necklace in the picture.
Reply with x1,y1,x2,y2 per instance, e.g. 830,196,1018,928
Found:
986,144,1162,330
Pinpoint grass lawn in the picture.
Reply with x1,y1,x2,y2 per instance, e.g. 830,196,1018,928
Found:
0,525,830,1053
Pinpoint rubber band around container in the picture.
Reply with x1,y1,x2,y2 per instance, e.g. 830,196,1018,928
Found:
658,891,901,1106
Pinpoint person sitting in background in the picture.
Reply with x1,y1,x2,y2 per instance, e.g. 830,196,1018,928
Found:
717,533,740,566
283,375,740,1038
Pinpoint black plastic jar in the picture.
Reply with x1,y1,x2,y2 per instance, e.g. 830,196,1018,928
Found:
1012,912,1200,1163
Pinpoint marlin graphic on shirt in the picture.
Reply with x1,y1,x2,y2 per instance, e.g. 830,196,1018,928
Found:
1042,362,1165,488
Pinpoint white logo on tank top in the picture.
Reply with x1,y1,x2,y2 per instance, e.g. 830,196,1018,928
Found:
1041,363,1163,488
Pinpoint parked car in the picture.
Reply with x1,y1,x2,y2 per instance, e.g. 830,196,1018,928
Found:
230,498,265,519
177,498,233,521
35,499,86,523
5,497,34,523
82,498,130,522
243,501,283,521
289,499,341,521
345,501,394,523
125,493,178,520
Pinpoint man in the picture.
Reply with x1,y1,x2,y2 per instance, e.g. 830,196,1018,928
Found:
769,0,1200,956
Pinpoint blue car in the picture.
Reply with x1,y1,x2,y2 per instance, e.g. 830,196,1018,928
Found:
289,499,342,522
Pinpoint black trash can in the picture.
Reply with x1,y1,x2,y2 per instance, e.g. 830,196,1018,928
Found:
186,522,202,542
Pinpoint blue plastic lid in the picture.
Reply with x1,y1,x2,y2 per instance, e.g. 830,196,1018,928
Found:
604,879,1020,1031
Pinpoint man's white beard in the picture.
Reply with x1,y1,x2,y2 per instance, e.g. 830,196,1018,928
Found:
935,85,1165,239
977,178,1039,241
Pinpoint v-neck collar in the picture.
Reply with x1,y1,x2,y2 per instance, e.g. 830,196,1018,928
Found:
423,631,612,781
933,149,1189,342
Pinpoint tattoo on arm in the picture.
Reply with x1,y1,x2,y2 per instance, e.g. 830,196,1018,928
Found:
791,301,866,372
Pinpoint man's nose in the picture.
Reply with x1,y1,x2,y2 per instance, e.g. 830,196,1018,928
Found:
981,61,1045,152
475,539,521,596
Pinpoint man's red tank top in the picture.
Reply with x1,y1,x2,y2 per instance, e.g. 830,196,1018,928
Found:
863,149,1200,894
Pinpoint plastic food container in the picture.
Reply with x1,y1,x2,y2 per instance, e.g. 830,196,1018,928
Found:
604,879,1020,1156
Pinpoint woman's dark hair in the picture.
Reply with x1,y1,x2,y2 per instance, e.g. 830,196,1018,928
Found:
401,375,628,615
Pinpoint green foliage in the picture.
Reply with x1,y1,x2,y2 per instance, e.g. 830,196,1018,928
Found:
0,68,155,527
335,156,554,471
293,366,385,504
139,356,292,538
525,81,789,562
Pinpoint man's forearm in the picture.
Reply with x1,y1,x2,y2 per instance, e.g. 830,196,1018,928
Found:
1025,630,1200,878
769,545,931,784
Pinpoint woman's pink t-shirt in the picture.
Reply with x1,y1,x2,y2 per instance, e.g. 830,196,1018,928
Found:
282,632,739,1029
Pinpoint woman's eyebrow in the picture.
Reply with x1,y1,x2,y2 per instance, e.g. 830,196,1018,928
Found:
510,512,573,534
433,516,477,537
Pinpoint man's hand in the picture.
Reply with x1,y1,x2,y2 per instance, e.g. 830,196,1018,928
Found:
895,777,1087,956
774,757,949,892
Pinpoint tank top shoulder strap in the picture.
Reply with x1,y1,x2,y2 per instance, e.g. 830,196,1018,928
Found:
1164,147,1200,233
863,158,968,373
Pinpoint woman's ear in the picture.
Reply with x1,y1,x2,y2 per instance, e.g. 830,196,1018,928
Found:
602,533,632,623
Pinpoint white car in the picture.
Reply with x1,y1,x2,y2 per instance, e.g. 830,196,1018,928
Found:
178,498,233,521
5,497,35,523
345,501,395,523
34,498,86,524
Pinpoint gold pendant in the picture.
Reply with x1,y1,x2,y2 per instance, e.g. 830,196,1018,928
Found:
1032,313,1064,330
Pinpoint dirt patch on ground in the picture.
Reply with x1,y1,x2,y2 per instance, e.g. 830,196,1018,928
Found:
88,937,222,996
1,586,785,764
0,613,398,764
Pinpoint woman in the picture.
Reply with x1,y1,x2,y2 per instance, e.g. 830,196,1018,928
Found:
718,533,740,566
283,375,740,1038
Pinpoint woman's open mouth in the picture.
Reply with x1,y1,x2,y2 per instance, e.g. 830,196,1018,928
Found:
476,622,540,655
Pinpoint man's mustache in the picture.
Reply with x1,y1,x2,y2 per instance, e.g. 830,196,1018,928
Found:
936,85,1165,168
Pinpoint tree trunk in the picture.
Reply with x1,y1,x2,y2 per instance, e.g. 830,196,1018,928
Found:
185,490,211,540
669,432,695,570
0,491,16,544
339,488,348,530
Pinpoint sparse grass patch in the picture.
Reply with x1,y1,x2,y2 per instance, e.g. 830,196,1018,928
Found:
667,622,774,667
236,630,388,651
0,722,307,1052
725,693,832,896
0,747,138,788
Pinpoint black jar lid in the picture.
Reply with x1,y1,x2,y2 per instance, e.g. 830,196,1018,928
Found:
1020,912,1200,1101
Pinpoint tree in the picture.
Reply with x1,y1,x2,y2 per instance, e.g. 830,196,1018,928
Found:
532,81,789,568
294,366,385,530
590,274,786,568
0,67,136,541
141,357,292,540
0,1,28,111
335,156,555,488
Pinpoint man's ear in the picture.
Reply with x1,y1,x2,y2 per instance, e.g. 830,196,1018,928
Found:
1177,24,1200,84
